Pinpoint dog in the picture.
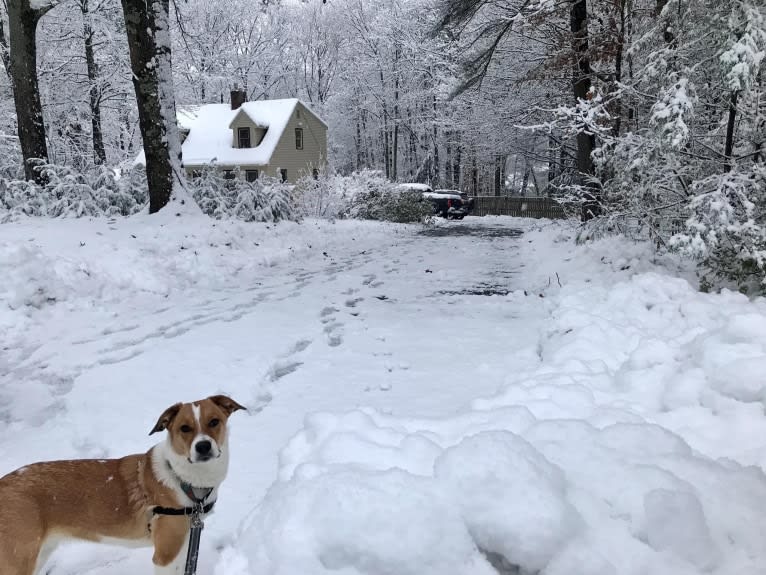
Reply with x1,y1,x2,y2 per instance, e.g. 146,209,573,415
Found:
0,394,245,575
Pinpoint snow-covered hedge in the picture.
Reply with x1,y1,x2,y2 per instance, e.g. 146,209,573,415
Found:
188,167,297,223
0,163,148,220
0,163,298,223
0,161,438,226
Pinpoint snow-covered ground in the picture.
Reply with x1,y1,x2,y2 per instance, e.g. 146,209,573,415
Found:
2,215,766,574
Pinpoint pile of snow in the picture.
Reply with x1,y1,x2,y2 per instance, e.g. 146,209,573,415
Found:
221,408,765,575
0,215,396,314
215,219,766,575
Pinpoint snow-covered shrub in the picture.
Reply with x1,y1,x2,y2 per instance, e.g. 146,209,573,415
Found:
293,168,358,219
0,163,148,220
294,169,432,223
672,166,766,294
341,172,432,223
189,166,297,223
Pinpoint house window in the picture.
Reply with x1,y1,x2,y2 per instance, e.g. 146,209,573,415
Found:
223,170,236,180
238,127,251,149
295,128,303,150
279,168,288,182
246,170,259,183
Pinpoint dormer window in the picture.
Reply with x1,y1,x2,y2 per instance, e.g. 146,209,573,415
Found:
238,127,251,149
295,128,304,150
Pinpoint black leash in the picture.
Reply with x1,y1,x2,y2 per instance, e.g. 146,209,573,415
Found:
152,473,215,575
184,502,206,575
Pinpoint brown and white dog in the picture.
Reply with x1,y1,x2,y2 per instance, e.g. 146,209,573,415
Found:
0,394,245,575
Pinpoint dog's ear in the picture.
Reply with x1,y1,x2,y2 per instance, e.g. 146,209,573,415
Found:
208,395,247,416
150,402,182,435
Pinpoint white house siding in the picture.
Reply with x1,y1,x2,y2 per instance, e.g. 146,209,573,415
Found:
267,102,328,182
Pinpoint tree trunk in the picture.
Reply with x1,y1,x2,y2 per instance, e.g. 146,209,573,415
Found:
656,0,675,45
494,154,502,196
392,46,402,181
445,131,452,187
724,90,739,173
453,135,461,188
120,0,186,213
432,94,439,186
521,163,530,196
548,134,557,183
355,114,362,170
570,0,598,220
0,9,11,83
755,70,764,163
81,0,106,165
362,108,373,167
8,0,49,182
611,0,627,137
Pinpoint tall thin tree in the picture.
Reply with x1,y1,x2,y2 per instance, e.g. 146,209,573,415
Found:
8,0,57,182
120,0,188,213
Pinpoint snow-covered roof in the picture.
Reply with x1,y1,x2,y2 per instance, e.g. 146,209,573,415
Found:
177,105,202,132
135,98,326,168
183,99,297,167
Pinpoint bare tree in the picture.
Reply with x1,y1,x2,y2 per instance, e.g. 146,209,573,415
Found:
79,0,106,164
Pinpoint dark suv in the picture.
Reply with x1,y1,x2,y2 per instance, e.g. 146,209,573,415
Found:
435,189,474,215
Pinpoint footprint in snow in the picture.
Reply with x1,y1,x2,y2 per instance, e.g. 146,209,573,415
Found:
268,360,303,382
291,339,312,353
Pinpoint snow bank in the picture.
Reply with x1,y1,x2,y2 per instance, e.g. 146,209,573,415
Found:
218,219,766,575
223,404,766,575
0,215,397,312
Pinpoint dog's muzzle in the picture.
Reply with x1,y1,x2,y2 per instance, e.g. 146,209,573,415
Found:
191,439,219,462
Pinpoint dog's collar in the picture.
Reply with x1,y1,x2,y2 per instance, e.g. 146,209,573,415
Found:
153,500,216,516
153,460,216,517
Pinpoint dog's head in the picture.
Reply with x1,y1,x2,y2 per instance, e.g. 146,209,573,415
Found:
150,395,246,464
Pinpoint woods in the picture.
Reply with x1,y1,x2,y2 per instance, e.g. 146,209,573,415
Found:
0,0,764,291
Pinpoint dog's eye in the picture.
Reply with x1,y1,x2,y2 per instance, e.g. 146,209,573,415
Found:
180,425,193,433
209,418,220,428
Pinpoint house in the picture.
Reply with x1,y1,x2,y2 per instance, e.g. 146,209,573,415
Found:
136,91,328,183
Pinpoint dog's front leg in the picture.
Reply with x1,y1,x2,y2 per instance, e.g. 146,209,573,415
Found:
152,516,190,575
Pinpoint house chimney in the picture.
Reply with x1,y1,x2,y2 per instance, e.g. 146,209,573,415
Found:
230,88,246,110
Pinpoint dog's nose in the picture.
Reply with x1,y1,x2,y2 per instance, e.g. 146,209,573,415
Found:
195,441,212,455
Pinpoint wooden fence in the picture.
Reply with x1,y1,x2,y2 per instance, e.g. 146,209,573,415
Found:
471,196,567,219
